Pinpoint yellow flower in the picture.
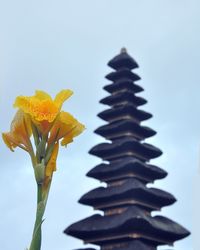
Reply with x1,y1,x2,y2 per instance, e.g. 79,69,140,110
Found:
2,110,32,152
14,90,73,133
2,88,85,250
49,111,85,146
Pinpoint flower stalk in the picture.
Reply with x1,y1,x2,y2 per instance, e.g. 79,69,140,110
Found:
29,185,44,250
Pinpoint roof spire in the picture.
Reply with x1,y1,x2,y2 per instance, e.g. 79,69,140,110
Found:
120,47,127,53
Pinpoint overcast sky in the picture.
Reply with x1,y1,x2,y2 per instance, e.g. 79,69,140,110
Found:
0,1,199,250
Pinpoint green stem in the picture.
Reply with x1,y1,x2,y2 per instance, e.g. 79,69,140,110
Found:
29,185,46,250
43,180,52,208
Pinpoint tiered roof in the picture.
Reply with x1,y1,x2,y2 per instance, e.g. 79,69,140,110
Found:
65,48,190,250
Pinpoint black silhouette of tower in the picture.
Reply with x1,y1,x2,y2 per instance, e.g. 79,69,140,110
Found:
65,48,190,250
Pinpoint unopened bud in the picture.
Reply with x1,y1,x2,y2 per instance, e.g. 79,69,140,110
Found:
34,160,45,184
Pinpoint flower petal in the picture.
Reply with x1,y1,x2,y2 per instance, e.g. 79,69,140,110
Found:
14,96,58,123
35,90,52,101
49,111,84,144
14,96,31,113
2,133,15,151
45,143,59,177
2,110,32,152
54,89,73,110
61,122,85,146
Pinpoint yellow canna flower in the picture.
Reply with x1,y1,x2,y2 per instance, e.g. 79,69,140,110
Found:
2,89,85,250
49,111,85,146
2,110,32,152
14,90,73,133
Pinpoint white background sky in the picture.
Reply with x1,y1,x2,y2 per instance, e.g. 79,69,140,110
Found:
0,1,199,249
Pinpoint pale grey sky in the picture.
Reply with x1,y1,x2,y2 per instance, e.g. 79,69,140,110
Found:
0,1,199,249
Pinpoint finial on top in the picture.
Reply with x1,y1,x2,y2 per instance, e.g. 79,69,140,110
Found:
120,47,127,53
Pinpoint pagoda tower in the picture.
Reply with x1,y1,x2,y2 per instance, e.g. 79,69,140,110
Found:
65,48,190,250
